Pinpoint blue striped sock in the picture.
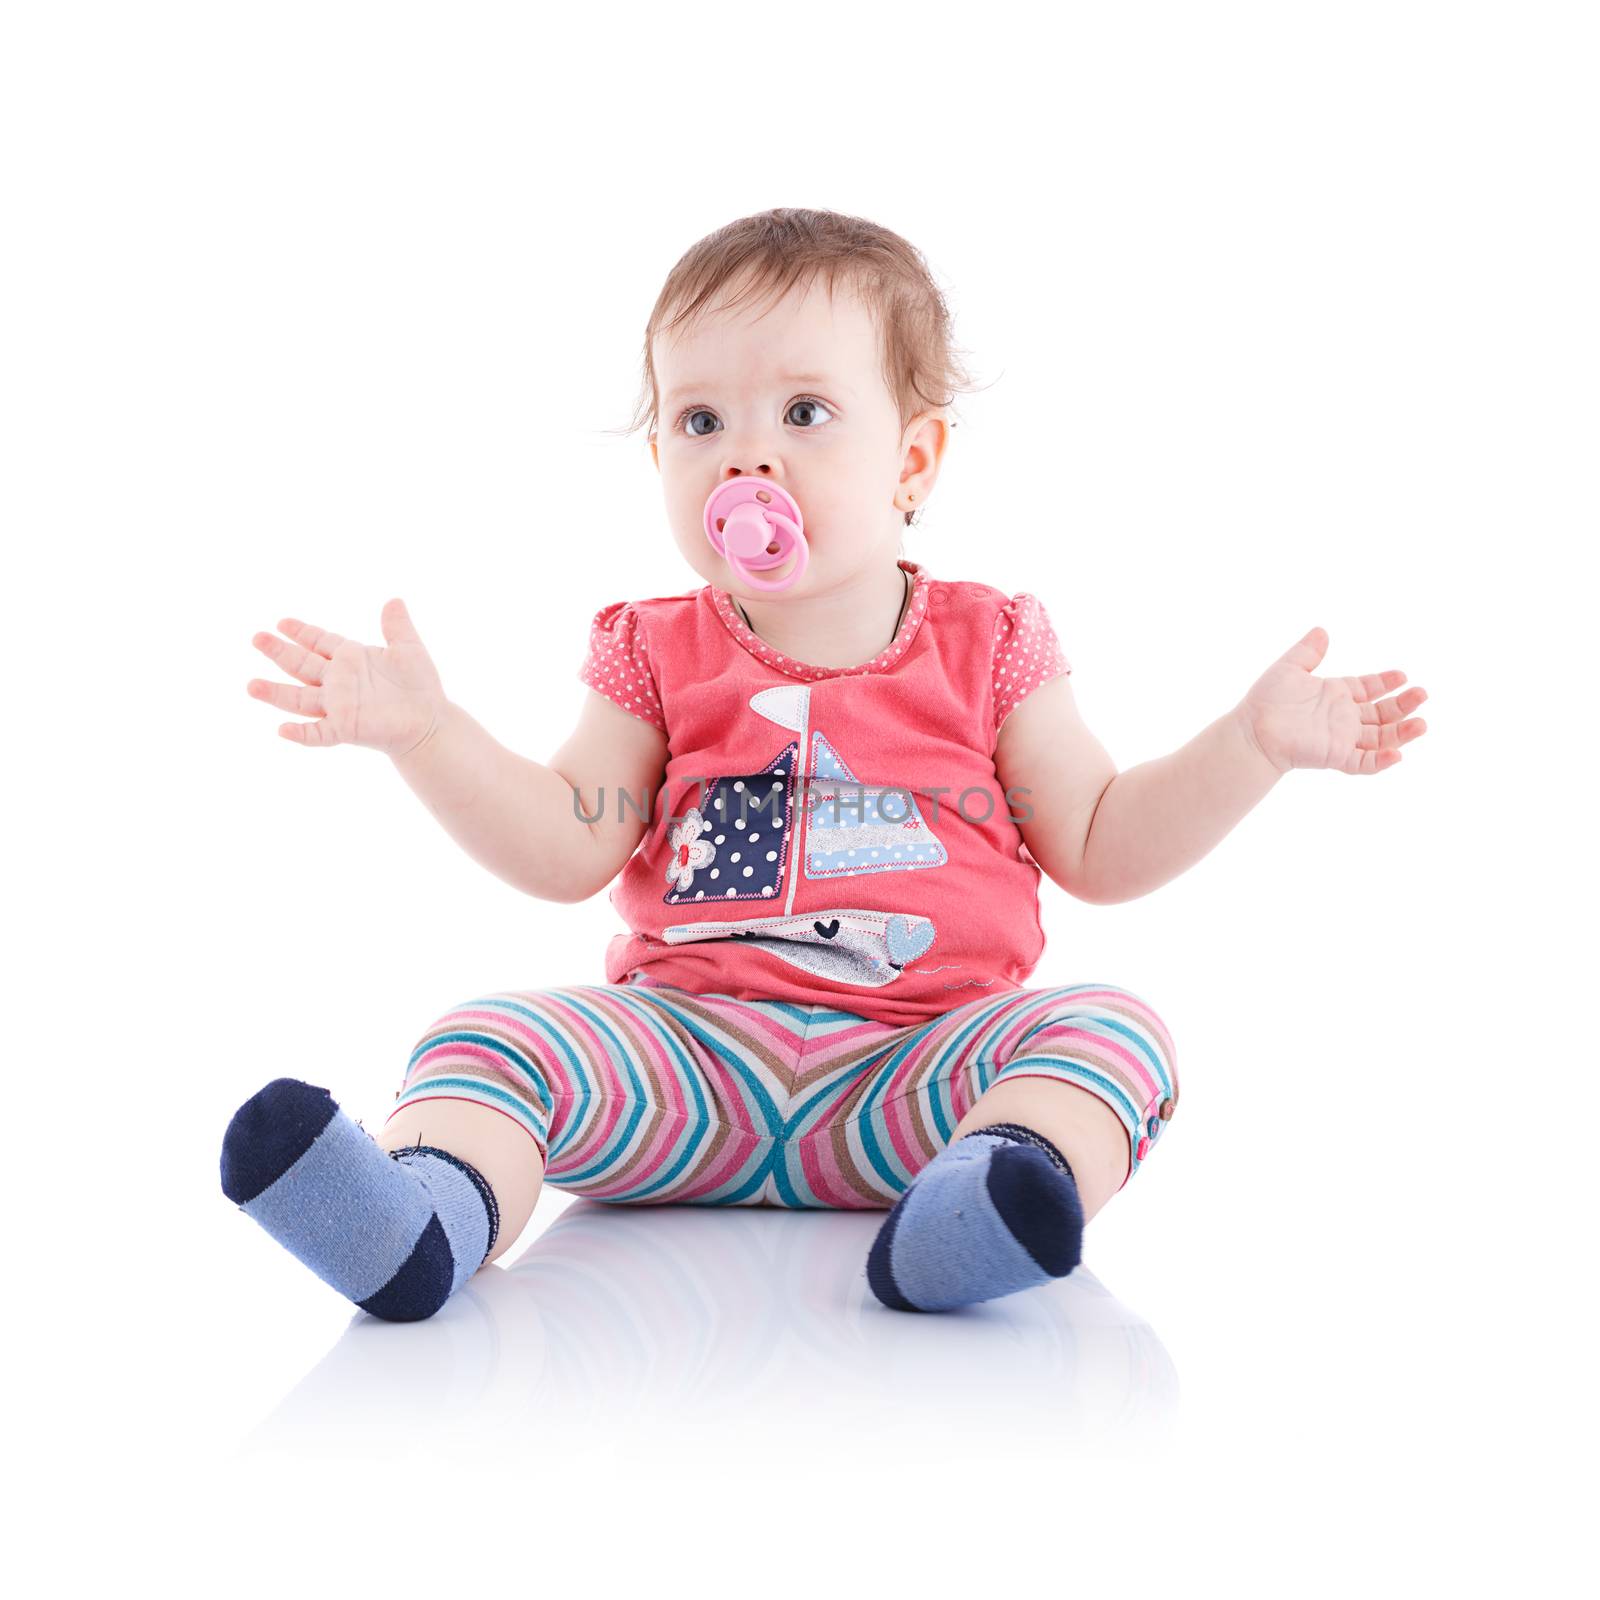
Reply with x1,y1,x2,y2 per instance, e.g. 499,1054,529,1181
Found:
220,1077,500,1323
865,1121,1084,1312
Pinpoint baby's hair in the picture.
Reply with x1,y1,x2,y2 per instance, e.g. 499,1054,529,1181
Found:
606,207,996,527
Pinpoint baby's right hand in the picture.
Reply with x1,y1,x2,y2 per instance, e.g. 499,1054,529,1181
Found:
247,597,447,755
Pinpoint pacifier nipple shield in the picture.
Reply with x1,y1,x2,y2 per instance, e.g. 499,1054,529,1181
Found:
703,478,808,592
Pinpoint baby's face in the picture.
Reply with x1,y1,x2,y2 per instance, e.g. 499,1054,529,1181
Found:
650,272,945,597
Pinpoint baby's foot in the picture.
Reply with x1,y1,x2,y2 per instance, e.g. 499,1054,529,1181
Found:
221,1077,499,1322
865,1121,1084,1312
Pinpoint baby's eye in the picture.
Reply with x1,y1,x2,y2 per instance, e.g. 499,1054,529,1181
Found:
675,396,836,437
785,396,834,429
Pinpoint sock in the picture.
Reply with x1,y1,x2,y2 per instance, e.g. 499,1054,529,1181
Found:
865,1120,1084,1313
220,1077,500,1323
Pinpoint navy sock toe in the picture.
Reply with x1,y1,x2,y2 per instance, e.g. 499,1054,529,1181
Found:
865,1197,921,1312
222,1076,499,1323
355,1210,459,1323
986,1142,1083,1277
866,1120,1085,1313
220,1077,339,1205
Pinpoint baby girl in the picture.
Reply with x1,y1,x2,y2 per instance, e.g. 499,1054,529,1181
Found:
222,207,1428,1320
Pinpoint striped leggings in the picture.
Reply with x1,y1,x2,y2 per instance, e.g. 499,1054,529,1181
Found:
383,976,1179,1208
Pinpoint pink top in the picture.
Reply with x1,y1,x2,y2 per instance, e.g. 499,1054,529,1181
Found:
576,558,1072,1026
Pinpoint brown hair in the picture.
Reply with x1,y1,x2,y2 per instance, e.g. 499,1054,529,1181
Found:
606,207,995,527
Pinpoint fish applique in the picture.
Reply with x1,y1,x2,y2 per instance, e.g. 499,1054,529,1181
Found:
660,908,936,989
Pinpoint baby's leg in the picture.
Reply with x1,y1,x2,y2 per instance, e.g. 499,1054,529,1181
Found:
220,1077,505,1323
377,1098,543,1267
220,989,556,1323
947,1076,1128,1223
393,982,797,1210
222,980,813,1324
969,981,1180,1209
864,983,1178,1311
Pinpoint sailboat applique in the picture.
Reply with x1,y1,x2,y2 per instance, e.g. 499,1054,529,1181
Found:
661,686,943,987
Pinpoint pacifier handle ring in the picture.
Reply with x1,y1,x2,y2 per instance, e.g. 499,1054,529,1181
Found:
727,533,808,592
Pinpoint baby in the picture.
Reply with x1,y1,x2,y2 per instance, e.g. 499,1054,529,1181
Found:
222,207,1427,1320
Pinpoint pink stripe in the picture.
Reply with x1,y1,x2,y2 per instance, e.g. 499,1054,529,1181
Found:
424,1004,591,1105
524,992,679,1170
1043,988,1178,1069
800,1018,899,1064
879,1084,926,1181
1004,1024,1159,1103
796,1135,855,1208
632,991,800,1132
777,1065,869,1206
577,992,708,1194
415,998,621,1168
670,1126,766,1203
574,1108,693,1199
990,993,1165,1102
863,1027,936,1112
739,1007,809,1059
557,991,765,1199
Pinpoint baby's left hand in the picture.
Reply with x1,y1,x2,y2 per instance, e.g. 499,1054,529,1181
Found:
1237,626,1428,775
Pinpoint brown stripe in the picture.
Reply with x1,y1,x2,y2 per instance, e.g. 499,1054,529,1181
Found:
1000,1047,1148,1111
825,1119,895,1207
404,1034,548,1120
678,1120,766,1200
620,987,798,1108
1054,997,1180,1103
893,1083,944,1176
580,1104,688,1194
791,1032,895,1097
407,1004,576,1120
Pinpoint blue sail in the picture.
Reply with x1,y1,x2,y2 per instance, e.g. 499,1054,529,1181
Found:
804,731,947,879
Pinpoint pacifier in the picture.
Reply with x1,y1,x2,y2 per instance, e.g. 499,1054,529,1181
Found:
703,478,808,592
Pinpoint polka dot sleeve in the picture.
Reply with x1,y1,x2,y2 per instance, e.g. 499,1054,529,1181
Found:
991,592,1071,743
578,601,667,733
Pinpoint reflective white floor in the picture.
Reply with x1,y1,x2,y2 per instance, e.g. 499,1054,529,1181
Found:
236,1203,1180,1464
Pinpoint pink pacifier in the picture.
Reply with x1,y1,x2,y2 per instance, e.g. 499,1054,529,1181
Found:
703,478,808,592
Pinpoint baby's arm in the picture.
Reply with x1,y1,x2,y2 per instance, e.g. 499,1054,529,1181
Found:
996,626,1426,905
248,596,668,903
393,687,667,902
998,675,1280,905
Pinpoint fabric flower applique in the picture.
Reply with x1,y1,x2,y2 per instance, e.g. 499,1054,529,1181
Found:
665,807,718,893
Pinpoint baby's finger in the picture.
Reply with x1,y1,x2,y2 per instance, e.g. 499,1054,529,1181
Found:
278,617,349,657
276,715,341,748
1345,668,1406,704
252,630,327,687
247,677,324,716
1354,718,1425,757
1358,686,1427,725
1355,720,1404,751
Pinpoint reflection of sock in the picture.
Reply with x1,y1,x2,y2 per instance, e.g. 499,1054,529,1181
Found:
866,1121,1084,1313
221,1077,500,1323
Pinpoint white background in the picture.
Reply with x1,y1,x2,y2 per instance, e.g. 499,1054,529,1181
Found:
6,1,1594,1592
